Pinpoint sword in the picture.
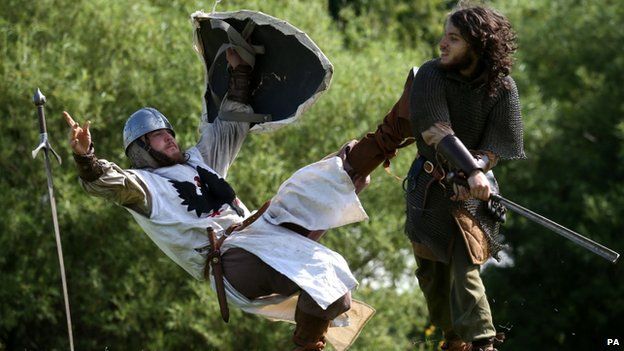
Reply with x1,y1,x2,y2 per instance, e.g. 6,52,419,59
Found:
447,172,620,264
31,88,75,351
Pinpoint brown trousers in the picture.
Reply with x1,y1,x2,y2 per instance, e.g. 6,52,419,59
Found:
221,247,351,320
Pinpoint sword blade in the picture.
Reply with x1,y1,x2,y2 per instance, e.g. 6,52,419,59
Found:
492,194,620,263
43,150,75,351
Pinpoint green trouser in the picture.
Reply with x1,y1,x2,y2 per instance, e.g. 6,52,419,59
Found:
413,234,496,342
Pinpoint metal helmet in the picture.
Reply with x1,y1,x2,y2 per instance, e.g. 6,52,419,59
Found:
123,107,175,154
123,107,176,168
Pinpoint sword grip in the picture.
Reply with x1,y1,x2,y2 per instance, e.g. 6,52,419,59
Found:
33,88,48,134
446,171,469,188
37,105,47,134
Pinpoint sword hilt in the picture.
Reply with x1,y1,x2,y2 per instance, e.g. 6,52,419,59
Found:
446,171,469,188
447,173,620,263
446,171,506,222
31,88,61,164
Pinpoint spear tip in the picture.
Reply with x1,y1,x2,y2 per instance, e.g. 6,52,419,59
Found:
33,88,46,106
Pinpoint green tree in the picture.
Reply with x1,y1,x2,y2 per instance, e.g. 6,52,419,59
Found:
3,0,620,350
0,0,434,349
484,1,624,349
328,0,455,58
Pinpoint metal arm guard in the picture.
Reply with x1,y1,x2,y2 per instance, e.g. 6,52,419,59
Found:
436,134,481,175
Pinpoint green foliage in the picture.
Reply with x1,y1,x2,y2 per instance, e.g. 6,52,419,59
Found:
0,0,431,349
2,0,622,350
329,0,454,57
484,1,624,350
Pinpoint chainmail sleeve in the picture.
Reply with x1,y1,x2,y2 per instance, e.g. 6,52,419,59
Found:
410,60,451,136
478,77,526,160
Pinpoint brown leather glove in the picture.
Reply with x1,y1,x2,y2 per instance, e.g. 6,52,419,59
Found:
227,64,253,104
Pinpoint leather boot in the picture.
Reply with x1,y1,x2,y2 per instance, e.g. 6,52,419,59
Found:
291,308,330,351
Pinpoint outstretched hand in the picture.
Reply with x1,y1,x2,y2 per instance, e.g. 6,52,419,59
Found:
63,111,91,155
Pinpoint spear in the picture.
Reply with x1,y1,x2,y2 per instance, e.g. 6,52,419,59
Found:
31,88,75,351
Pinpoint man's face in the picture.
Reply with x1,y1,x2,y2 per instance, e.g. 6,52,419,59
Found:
145,129,184,163
438,21,477,74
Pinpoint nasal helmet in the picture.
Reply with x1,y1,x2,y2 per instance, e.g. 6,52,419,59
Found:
123,107,176,168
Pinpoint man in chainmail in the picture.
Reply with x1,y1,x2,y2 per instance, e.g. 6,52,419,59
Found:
345,4,525,351
63,48,372,351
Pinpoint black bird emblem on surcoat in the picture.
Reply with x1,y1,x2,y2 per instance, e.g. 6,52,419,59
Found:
169,165,245,218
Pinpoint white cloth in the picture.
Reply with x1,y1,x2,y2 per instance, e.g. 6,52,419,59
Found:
218,157,371,351
129,150,368,310
79,105,374,348
222,157,368,309
264,156,370,230
213,283,375,351
127,147,250,280
196,100,252,178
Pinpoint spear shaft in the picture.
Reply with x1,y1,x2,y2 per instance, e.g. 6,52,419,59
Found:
32,88,75,351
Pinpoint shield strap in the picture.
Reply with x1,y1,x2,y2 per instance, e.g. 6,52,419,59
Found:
209,19,264,67
206,19,271,123
219,110,272,123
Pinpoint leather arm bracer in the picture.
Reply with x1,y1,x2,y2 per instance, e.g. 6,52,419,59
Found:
436,134,481,175
72,144,104,182
227,65,253,104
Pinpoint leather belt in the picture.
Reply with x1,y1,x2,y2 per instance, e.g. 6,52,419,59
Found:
422,156,447,212
203,200,271,323
279,222,311,237
421,157,446,181
223,200,271,238
205,226,229,322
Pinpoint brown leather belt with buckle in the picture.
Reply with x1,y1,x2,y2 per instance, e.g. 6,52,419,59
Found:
418,156,448,213
423,160,435,174
204,200,271,323
205,226,229,322
422,159,446,181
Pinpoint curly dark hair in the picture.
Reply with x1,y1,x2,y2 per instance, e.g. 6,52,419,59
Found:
448,4,517,96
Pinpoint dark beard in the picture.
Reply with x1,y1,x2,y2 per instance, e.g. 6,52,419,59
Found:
438,50,475,73
148,148,186,167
